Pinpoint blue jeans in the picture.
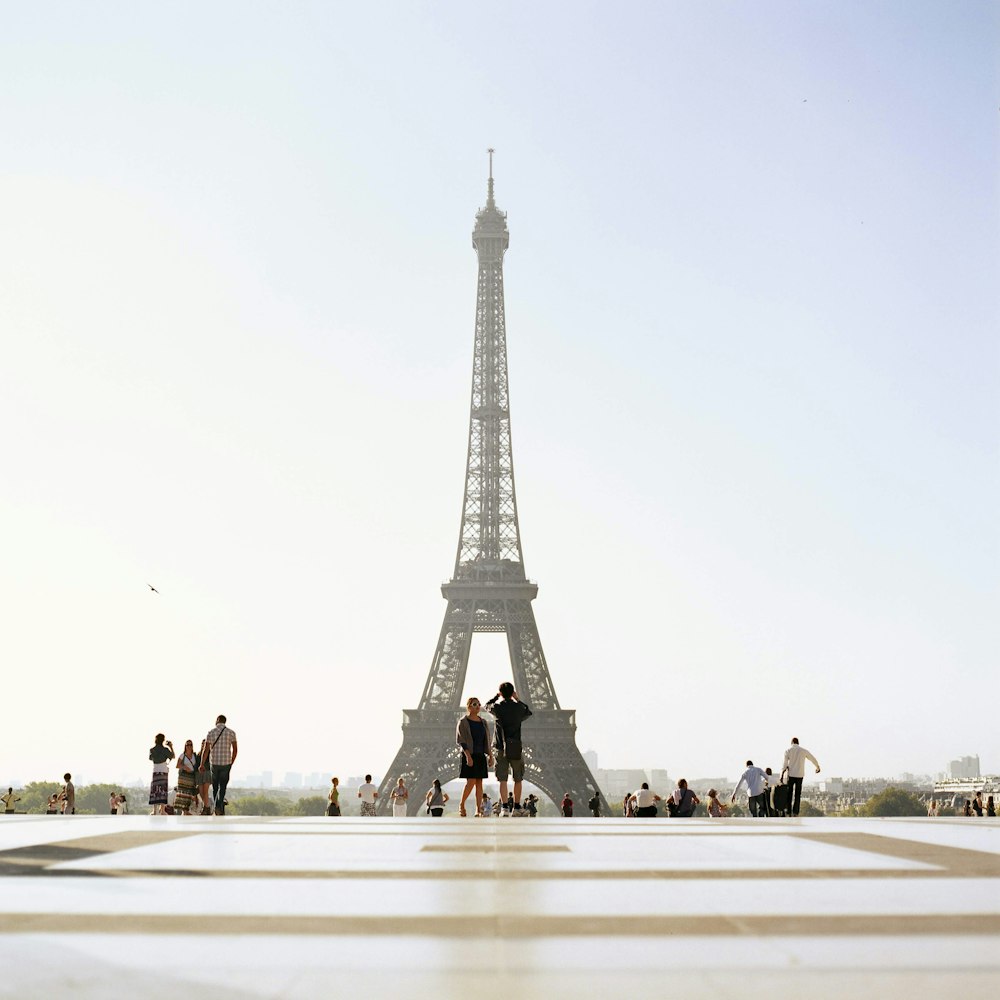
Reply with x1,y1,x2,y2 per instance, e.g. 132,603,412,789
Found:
211,764,231,814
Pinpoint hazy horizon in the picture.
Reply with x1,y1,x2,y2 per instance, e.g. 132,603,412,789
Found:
2,4,997,792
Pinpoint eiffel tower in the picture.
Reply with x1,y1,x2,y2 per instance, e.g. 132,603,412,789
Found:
378,152,606,815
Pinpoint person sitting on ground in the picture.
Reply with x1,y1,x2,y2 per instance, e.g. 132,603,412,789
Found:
669,778,699,817
633,782,662,818
46,794,59,815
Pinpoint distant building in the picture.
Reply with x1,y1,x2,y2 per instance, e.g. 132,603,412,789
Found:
648,769,672,792
261,771,273,788
283,772,303,789
583,750,598,774
818,777,844,795
597,769,648,799
934,775,999,798
949,756,980,780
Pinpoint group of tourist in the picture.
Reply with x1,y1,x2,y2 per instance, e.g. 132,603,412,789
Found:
621,779,701,818
727,739,821,818
3,777,78,816
17,707,824,821
47,775,75,814
614,739,822,819
146,714,238,816
323,682,546,818
327,697,825,822
108,790,129,814
928,792,996,817
328,773,542,818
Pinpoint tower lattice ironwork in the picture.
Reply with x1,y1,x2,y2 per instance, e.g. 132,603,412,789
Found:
378,154,606,815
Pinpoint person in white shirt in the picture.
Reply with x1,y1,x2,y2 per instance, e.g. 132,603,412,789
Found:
390,778,409,817
633,782,662,818
732,761,770,817
358,774,379,816
782,737,821,817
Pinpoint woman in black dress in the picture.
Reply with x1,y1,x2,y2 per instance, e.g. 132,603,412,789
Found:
456,697,493,817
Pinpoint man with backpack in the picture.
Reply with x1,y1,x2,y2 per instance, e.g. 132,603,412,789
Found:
667,778,699,817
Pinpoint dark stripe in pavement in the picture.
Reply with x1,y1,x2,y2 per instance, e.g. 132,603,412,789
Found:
0,913,997,937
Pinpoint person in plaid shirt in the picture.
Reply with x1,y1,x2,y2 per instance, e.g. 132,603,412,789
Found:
204,715,238,816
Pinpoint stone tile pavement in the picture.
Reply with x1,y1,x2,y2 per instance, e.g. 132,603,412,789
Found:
0,814,997,998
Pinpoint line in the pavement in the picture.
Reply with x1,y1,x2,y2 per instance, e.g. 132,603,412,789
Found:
797,832,1000,877
1,913,998,937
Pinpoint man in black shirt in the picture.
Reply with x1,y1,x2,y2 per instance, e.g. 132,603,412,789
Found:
485,682,532,814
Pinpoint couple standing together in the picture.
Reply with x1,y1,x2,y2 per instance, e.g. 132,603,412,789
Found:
456,682,531,817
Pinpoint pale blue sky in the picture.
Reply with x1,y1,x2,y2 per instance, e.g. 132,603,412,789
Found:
1,3,997,786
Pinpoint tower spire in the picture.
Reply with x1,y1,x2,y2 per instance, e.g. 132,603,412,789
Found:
487,147,495,208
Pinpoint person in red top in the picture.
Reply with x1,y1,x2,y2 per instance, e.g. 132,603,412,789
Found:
561,793,574,817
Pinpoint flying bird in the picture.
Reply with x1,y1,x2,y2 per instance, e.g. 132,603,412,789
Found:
147,583,159,594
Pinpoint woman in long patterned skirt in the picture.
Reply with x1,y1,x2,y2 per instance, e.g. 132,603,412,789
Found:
174,740,198,815
148,733,174,814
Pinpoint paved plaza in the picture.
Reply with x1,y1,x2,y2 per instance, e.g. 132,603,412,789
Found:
0,814,998,998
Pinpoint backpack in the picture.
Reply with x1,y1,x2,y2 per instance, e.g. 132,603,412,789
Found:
668,788,694,817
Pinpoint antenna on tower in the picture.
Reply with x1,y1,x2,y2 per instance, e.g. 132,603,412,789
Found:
487,147,495,207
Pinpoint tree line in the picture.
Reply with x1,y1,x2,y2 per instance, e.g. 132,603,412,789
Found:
3,783,933,817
